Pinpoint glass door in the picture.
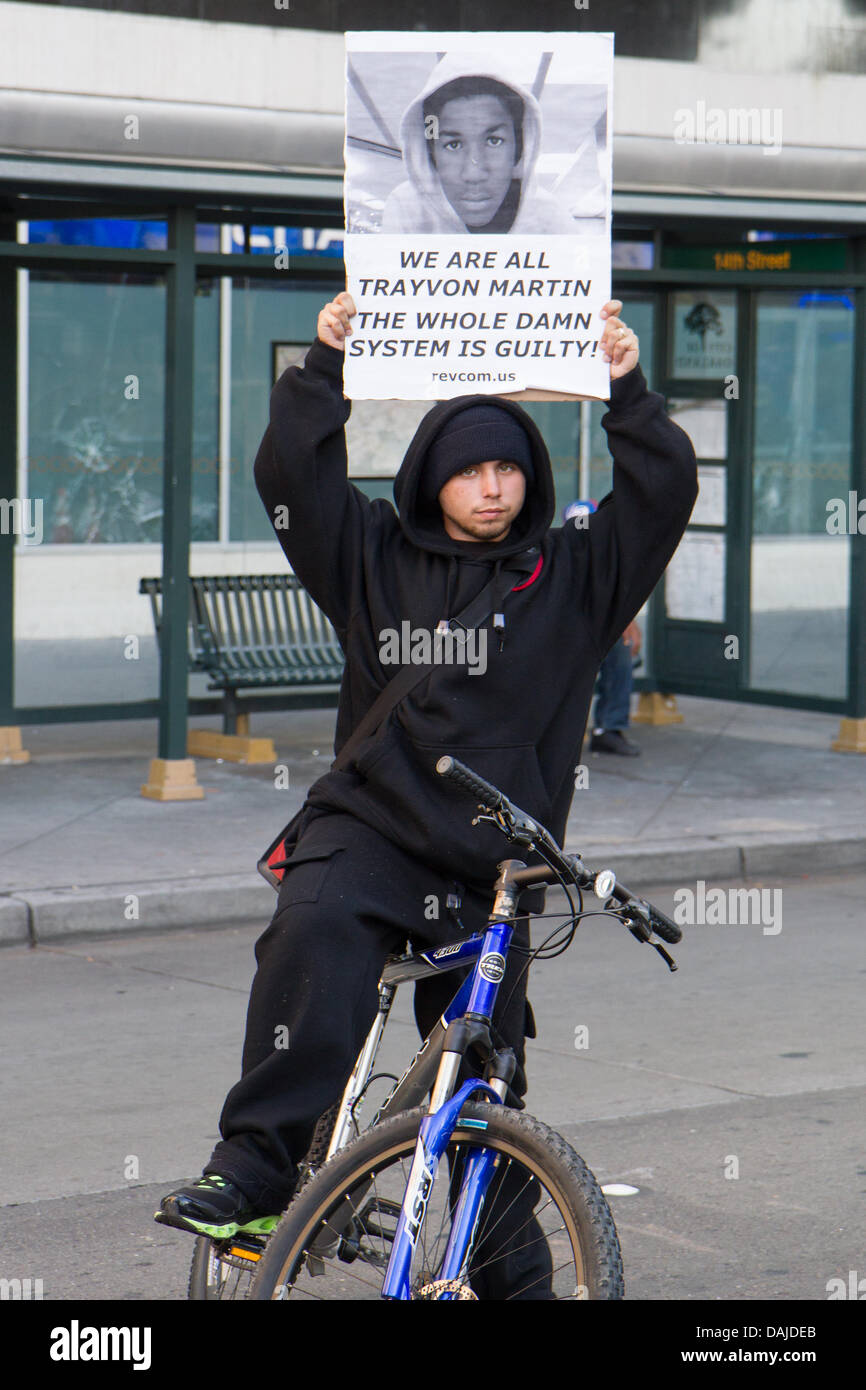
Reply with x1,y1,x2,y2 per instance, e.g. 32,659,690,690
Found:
747,289,854,701
652,287,744,693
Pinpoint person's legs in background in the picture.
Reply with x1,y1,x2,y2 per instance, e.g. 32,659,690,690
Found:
590,636,641,756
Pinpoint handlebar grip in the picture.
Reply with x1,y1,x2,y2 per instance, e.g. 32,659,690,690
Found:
646,905,682,945
436,756,506,810
610,881,682,945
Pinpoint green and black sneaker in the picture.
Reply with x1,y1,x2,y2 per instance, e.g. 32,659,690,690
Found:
154,1173,280,1240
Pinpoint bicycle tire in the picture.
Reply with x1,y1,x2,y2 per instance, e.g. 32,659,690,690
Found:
187,1102,342,1300
246,1103,624,1301
298,1101,341,1171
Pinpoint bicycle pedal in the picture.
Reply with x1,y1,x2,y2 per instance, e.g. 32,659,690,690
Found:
216,1235,269,1265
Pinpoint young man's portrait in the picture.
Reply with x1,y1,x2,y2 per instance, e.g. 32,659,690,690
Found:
345,47,609,236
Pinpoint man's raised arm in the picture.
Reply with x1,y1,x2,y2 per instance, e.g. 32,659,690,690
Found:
253,291,368,635
566,300,699,659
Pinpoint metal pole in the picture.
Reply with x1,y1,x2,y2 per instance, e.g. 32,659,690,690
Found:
157,204,196,762
578,400,591,500
0,217,18,724
218,223,232,546
16,222,29,522
847,275,866,720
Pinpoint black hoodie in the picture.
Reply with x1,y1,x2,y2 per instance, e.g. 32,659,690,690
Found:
254,337,698,892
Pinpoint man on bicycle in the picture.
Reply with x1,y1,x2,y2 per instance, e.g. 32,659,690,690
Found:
156,290,698,1295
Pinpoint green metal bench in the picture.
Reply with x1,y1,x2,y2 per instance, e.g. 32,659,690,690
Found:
140,574,345,736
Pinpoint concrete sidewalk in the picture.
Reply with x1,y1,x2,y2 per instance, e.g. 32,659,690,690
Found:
1,696,864,944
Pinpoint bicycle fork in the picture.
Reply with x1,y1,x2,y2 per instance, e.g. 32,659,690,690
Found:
381,918,516,1301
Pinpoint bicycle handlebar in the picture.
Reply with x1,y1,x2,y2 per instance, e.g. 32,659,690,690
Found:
435,753,682,948
435,756,507,812
606,884,682,945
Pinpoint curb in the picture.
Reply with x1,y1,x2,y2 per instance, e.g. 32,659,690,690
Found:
0,873,274,945
0,895,31,945
2,833,864,946
573,833,866,888
573,838,744,887
739,832,866,879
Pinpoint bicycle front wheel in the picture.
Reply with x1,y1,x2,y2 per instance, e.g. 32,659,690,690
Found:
247,1103,624,1301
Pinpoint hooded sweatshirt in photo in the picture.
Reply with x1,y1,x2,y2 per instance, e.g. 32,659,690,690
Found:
381,53,575,235
254,339,697,893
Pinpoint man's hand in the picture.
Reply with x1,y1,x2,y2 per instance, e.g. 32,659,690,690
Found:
622,619,642,658
317,291,356,352
599,300,639,380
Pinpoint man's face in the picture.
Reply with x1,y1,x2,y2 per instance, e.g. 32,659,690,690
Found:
430,94,519,228
438,460,526,543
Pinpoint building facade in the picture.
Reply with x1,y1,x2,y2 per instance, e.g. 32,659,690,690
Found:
1,0,864,767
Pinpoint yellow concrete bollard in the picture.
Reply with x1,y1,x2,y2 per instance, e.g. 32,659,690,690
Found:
141,757,205,801
831,717,866,754
0,727,30,764
631,693,684,726
186,729,276,764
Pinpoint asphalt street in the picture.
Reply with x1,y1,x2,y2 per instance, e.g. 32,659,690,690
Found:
1,867,863,1302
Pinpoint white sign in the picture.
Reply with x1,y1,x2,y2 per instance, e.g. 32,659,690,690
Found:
665,532,726,623
668,398,728,460
692,466,727,528
344,30,613,401
671,291,737,380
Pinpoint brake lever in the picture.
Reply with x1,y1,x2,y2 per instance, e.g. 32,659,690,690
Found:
471,805,538,847
652,941,677,972
617,906,678,973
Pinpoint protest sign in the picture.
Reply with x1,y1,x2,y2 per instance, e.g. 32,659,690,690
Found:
344,30,613,402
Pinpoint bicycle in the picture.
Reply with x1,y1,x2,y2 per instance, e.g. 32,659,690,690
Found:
188,754,682,1300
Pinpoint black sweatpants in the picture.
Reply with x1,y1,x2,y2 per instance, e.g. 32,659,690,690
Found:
206,811,534,1215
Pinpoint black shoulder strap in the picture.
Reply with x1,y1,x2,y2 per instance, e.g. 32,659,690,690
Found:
330,563,520,774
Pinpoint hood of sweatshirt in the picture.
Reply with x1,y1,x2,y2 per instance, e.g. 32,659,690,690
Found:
397,52,545,235
392,392,555,560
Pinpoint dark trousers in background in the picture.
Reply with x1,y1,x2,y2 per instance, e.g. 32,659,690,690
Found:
593,636,634,732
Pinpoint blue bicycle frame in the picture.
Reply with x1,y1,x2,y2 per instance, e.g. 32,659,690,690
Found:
381,917,514,1300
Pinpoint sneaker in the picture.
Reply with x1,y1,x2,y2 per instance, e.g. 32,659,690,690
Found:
590,729,641,757
154,1172,280,1240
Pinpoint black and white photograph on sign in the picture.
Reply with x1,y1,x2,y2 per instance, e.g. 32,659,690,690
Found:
344,31,614,402
345,48,609,237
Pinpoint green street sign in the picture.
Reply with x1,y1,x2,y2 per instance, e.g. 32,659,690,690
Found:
662,240,849,272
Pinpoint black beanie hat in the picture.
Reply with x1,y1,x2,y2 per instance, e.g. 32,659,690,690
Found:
421,404,535,507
